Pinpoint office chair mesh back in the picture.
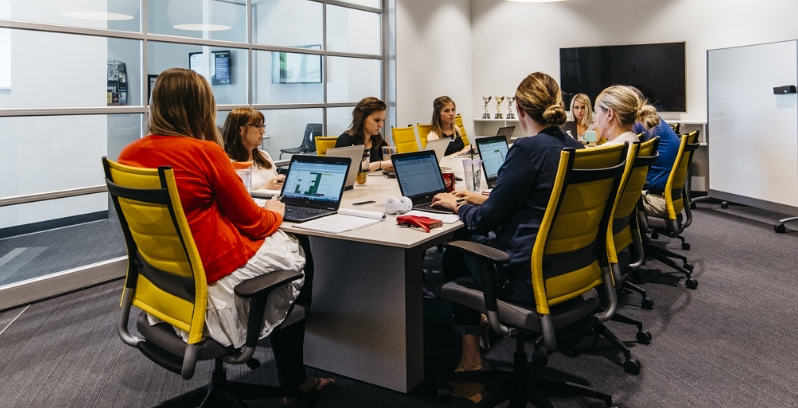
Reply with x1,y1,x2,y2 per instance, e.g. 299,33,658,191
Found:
314,136,338,156
664,131,699,221
530,144,627,315
416,123,432,149
103,158,207,345
391,125,419,153
454,114,469,145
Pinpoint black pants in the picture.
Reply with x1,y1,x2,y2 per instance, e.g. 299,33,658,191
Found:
270,317,307,389
295,235,314,308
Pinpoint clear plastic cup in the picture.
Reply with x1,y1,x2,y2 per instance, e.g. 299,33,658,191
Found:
462,159,482,192
381,145,396,162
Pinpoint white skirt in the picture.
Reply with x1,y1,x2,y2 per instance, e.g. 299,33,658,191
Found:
149,230,306,349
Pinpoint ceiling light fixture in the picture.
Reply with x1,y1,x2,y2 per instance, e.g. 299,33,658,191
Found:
61,11,134,21
168,0,237,32
507,0,568,3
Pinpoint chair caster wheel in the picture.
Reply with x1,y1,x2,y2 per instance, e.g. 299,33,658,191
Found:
437,384,451,402
775,224,786,233
683,263,694,271
650,232,659,239
246,358,261,370
685,278,698,289
721,202,728,209
681,242,691,250
641,298,654,310
623,358,641,374
532,350,549,367
636,330,652,344
690,202,696,209
631,272,644,284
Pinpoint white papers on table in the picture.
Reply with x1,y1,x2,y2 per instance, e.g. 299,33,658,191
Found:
291,209,385,234
403,210,460,224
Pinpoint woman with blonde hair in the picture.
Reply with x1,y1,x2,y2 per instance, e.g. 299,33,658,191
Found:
426,96,472,156
570,93,596,138
221,107,286,190
594,85,660,145
118,68,334,405
431,72,583,384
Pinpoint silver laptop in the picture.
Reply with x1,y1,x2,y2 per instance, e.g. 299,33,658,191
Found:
496,126,516,144
325,145,365,190
423,138,450,163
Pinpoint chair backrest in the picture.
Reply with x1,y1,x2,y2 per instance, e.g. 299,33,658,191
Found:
455,114,470,145
315,136,339,156
669,123,681,134
103,158,208,362
530,144,628,317
664,131,700,222
416,123,432,149
391,125,419,153
300,123,323,152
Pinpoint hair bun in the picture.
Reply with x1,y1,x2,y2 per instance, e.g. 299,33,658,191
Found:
542,104,567,127
637,104,660,130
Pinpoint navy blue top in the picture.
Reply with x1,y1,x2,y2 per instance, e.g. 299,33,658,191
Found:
335,131,388,162
457,126,584,285
633,117,680,193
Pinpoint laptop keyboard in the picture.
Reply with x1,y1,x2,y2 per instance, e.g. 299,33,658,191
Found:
285,205,330,216
414,202,454,214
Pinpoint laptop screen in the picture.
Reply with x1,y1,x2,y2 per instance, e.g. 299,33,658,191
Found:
392,151,447,198
477,137,509,181
281,159,349,204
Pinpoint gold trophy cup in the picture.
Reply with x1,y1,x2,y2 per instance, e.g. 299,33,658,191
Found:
482,96,492,119
506,96,516,119
494,95,505,119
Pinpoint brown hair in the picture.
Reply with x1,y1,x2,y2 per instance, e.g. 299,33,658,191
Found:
514,72,567,127
221,107,271,169
570,93,593,127
430,96,460,140
149,68,221,145
347,97,386,146
595,85,660,130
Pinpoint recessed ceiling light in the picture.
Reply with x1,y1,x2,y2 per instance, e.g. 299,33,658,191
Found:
507,0,568,2
62,11,134,21
173,24,232,31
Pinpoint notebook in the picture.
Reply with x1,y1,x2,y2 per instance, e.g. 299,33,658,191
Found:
475,135,509,189
391,150,454,214
496,126,516,144
424,138,450,163
279,155,351,222
325,145,365,190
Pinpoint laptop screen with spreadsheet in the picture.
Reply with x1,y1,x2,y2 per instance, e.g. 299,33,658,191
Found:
280,156,350,209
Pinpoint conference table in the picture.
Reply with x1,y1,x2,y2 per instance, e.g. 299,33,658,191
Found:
279,155,486,393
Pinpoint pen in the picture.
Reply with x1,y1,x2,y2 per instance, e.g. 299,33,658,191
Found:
353,200,376,206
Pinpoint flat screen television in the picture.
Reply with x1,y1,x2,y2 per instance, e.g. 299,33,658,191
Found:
272,45,322,84
560,42,686,112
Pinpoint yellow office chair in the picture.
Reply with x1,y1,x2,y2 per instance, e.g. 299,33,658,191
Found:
416,123,432,149
669,123,681,134
437,144,629,407
103,157,306,406
315,136,338,156
455,114,470,145
391,125,419,153
639,131,701,289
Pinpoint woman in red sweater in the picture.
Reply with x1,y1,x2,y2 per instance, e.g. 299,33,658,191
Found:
118,68,333,403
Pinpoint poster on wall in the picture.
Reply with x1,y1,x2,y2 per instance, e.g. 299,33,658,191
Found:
107,59,128,106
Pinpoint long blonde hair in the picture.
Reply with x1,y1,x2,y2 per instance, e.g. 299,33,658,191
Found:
430,96,460,140
595,85,659,130
514,72,567,127
570,93,593,127
149,68,221,146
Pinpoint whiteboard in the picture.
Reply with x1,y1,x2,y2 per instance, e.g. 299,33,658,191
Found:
708,40,798,209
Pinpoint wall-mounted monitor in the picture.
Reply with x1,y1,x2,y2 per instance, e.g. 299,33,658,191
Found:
189,50,231,85
272,45,322,84
560,42,686,112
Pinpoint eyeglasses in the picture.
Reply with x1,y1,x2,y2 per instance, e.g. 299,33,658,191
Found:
243,124,266,129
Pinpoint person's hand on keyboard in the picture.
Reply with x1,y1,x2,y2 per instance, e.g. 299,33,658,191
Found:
264,196,285,217
431,192,459,212
453,190,487,206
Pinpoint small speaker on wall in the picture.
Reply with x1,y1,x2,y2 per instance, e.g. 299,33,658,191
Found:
773,85,797,94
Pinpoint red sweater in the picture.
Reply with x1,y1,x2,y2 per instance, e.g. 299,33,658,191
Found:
118,135,283,283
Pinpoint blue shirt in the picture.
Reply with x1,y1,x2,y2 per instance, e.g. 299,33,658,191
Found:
457,127,584,284
633,117,680,193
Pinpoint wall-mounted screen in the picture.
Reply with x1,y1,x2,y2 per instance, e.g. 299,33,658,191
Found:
189,50,232,85
560,42,686,112
272,45,322,84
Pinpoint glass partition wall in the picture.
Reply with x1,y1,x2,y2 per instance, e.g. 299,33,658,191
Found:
0,0,387,310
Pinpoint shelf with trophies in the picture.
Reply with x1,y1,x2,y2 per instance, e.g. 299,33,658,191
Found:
474,95,522,138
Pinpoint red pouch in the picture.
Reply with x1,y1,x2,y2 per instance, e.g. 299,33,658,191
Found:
396,215,443,233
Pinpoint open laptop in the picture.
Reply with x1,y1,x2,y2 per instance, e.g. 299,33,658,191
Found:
475,135,509,189
279,155,351,222
496,126,516,144
325,145,365,190
424,138,450,163
391,150,454,214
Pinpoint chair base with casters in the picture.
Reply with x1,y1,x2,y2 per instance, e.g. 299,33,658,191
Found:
775,216,798,233
640,210,697,289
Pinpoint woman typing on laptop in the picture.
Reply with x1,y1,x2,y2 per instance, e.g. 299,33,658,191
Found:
118,68,334,406
425,96,473,156
430,72,583,385
335,96,393,172
221,107,285,190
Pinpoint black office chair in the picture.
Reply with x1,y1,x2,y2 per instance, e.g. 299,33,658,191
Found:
280,123,322,159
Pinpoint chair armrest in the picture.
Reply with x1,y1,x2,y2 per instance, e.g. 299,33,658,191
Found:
273,159,290,168
234,270,303,299
443,241,510,264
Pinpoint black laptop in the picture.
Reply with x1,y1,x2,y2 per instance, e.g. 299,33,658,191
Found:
475,136,509,189
391,150,454,214
279,155,351,222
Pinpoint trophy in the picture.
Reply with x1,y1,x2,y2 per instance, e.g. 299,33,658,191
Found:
482,96,492,119
506,96,516,119
494,95,505,119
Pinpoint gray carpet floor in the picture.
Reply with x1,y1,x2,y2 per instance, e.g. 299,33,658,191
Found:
0,202,796,407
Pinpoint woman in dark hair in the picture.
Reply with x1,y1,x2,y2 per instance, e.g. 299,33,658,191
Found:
221,107,285,190
426,96,472,156
334,96,391,172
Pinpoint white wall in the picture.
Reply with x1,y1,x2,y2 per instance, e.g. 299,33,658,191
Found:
396,0,473,139
471,0,798,123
